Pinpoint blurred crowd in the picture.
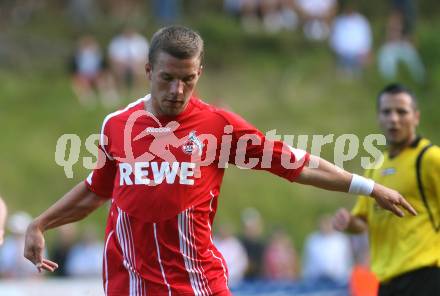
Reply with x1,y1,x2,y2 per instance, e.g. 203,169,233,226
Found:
67,0,425,108
214,208,378,296
224,0,425,81
69,27,149,108
1,0,426,108
0,212,103,279
0,208,376,296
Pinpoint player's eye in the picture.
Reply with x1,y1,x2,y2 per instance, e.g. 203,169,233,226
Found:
397,109,408,115
161,74,173,82
183,75,195,83
381,109,391,115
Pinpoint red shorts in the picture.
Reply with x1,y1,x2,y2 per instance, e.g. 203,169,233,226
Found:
102,203,231,296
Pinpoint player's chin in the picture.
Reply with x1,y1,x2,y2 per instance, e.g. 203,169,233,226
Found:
162,106,184,117
387,136,406,146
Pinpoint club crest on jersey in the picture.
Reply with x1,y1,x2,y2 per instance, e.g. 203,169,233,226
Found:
382,167,396,176
182,131,203,155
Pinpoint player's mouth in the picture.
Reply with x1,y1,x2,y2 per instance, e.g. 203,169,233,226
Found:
164,100,183,107
387,127,400,136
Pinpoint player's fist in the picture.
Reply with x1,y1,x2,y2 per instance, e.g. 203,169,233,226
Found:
332,208,352,231
371,183,417,217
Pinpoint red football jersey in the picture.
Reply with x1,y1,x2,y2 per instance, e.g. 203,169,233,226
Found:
86,95,309,295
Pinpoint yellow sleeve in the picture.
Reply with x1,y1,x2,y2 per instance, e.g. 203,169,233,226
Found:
351,196,370,219
423,146,440,210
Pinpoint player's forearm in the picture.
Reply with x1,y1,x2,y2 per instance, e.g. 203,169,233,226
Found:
345,215,368,234
31,182,107,232
296,155,352,192
0,196,7,242
0,196,7,229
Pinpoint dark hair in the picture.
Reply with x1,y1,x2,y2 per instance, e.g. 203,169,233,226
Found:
148,26,204,67
377,83,418,110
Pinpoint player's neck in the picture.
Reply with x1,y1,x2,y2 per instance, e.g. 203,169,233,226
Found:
145,97,161,117
388,134,418,158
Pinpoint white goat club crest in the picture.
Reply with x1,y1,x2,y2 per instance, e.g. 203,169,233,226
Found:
182,131,204,155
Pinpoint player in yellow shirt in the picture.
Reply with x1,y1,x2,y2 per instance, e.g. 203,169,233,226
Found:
333,83,440,296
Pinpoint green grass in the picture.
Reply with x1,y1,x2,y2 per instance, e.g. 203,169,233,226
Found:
0,10,439,251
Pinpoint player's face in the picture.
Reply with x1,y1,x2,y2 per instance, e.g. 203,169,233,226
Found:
146,51,202,117
378,93,419,147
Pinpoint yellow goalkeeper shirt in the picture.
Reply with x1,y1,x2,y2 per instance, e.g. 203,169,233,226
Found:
352,137,440,282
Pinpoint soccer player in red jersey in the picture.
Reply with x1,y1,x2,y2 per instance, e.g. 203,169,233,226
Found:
24,26,416,296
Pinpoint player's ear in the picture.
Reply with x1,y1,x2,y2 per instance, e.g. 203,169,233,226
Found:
414,110,420,127
197,65,203,76
145,62,152,80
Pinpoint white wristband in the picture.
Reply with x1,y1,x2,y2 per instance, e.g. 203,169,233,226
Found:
348,174,375,196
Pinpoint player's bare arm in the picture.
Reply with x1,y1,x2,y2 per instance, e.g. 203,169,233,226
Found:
24,182,107,272
296,155,417,217
333,208,368,234
0,196,7,245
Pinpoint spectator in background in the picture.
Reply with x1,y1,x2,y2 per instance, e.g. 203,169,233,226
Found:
302,215,352,284
5,0,46,26
66,0,99,30
378,3,425,83
240,0,260,33
279,0,300,30
152,0,181,24
330,3,372,77
234,0,299,35
51,224,78,277
261,0,283,33
0,196,7,246
260,0,299,33
295,0,337,41
349,233,370,268
240,207,266,280
65,225,103,277
107,0,143,24
214,223,248,287
392,0,416,37
70,35,119,108
263,227,298,281
108,27,149,96
349,234,379,296
0,212,40,278
224,0,242,18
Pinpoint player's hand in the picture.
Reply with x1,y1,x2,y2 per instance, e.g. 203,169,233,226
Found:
0,229,4,246
24,222,58,273
333,208,352,231
371,183,417,217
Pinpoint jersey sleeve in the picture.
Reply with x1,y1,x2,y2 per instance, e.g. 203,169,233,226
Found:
217,109,309,182
351,196,369,219
423,146,440,215
84,118,116,199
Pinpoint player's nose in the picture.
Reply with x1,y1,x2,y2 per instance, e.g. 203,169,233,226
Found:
170,80,184,95
387,110,399,124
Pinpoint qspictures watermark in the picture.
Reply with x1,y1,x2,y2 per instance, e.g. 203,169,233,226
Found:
54,109,386,179
54,130,386,179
